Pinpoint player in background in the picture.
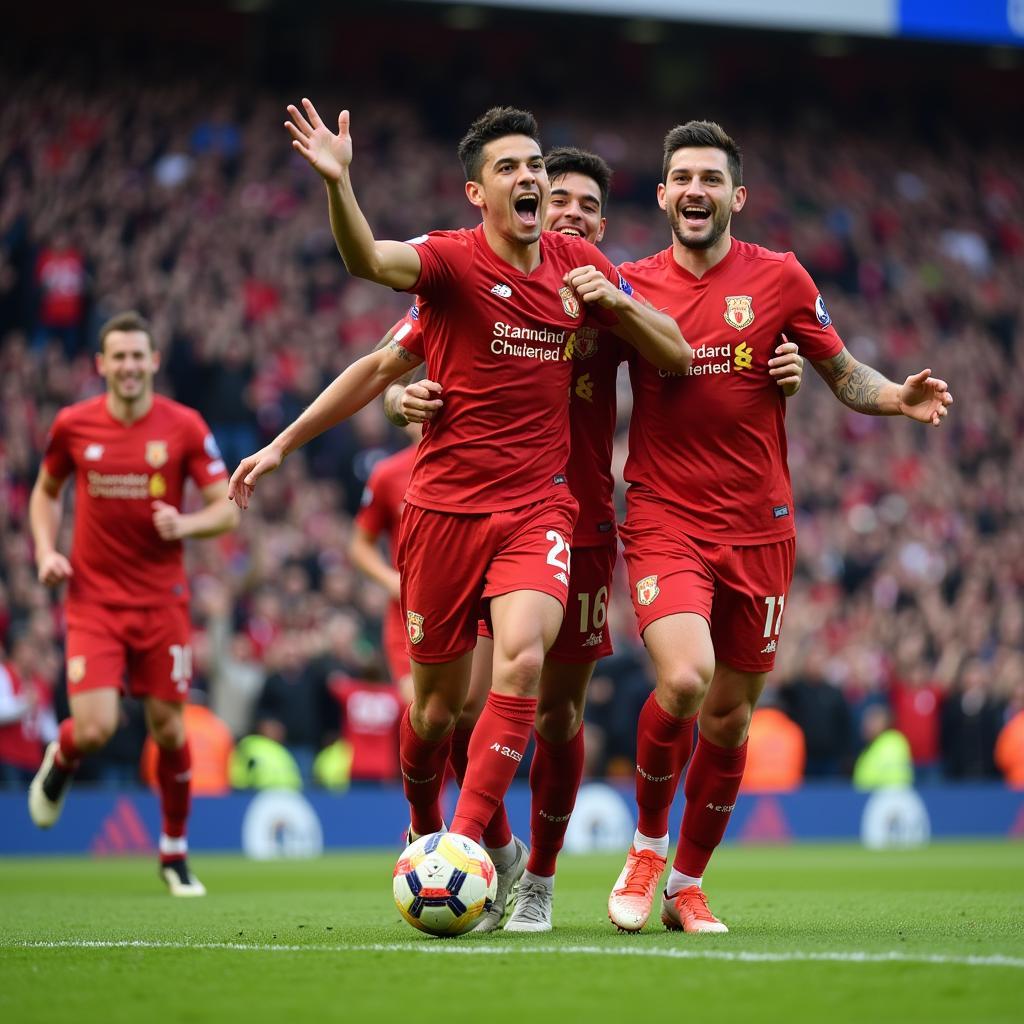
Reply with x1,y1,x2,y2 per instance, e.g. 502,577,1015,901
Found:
349,418,422,704
607,121,952,934
27,311,240,895
230,101,689,899
389,148,804,932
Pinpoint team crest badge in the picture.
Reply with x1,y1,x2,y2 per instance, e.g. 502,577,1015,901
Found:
558,286,581,319
573,326,599,360
67,656,87,685
724,295,755,331
145,440,168,468
407,611,425,646
636,575,660,607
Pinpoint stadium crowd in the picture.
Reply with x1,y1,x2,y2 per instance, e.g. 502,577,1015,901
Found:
1,35,1022,790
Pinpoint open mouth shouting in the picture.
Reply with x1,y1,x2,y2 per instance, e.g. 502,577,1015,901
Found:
513,192,540,229
680,203,712,226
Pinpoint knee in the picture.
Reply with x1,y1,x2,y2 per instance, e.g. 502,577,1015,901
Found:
536,700,583,744
494,647,545,697
699,701,754,748
75,718,117,753
412,695,459,740
657,664,710,710
150,718,186,750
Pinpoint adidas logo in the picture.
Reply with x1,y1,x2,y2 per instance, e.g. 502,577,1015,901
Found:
91,797,155,856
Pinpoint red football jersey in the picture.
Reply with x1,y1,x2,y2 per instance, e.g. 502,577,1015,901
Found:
331,675,403,781
354,443,417,570
401,224,630,514
43,395,227,607
622,239,844,544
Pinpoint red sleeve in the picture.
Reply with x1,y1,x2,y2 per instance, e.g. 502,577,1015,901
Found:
42,410,74,481
407,231,474,300
390,302,424,359
354,461,389,538
780,254,845,362
185,412,228,488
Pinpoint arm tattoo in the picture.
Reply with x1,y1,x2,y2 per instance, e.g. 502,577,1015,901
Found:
387,340,415,362
816,349,888,415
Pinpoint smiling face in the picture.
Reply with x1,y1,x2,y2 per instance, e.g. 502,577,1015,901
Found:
658,146,746,252
544,171,605,244
466,134,549,247
97,329,159,405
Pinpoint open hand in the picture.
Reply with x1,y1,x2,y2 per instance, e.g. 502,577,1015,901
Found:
285,98,352,183
228,441,286,509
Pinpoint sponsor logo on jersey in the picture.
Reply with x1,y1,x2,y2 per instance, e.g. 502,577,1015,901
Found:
145,440,168,468
636,574,660,606
203,434,222,460
617,273,634,296
491,321,570,362
575,372,594,402
734,341,753,370
815,293,832,328
84,443,104,461
571,325,599,360
582,631,604,647
67,655,87,685
407,611,425,645
558,285,581,319
761,639,777,654
86,471,150,499
149,473,167,499
207,459,225,476
490,283,513,299
724,295,755,331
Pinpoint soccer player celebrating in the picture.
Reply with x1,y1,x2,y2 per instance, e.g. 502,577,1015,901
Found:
606,122,952,934
27,311,240,895
230,101,690,898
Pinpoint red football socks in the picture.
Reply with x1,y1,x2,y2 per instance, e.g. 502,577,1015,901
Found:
56,718,82,771
635,694,696,838
399,709,452,837
450,692,536,843
526,726,585,877
674,734,748,877
156,741,192,860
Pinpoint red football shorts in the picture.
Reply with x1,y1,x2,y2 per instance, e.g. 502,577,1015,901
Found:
382,599,411,683
397,493,578,664
476,542,616,663
620,516,796,673
65,602,193,702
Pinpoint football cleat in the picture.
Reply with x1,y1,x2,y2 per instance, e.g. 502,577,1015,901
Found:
607,846,667,932
28,741,72,829
473,835,527,933
661,885,728,934
160,859,207,897
504,878,553,933
405,821,447,846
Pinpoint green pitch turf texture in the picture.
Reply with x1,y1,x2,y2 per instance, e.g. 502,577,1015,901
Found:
2,843,1021,1024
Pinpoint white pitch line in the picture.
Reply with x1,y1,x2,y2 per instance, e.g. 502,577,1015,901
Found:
8,939,1024,969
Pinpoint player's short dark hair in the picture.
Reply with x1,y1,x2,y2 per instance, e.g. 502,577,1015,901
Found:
98,310,154,352
543,147,613,211
457,107,540,182
662,121,743,187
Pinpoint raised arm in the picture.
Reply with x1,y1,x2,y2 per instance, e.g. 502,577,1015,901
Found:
286,99,421,290
565,266,692,374
29,466,73,587
229,339,423,508
812,346,952,424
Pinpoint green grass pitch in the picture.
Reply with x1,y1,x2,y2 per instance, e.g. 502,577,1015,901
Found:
2,842,1021,1024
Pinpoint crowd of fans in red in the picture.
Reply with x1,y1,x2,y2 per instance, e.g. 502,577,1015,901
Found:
1,39,1022,789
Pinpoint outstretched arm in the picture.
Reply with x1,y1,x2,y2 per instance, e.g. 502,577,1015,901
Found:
812,346,952,424
286,99,421,289
565,266,691,373
229,340,424,508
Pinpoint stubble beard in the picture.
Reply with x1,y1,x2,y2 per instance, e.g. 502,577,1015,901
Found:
668,204,730,251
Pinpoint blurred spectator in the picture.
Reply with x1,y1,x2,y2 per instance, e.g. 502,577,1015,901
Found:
994,683,1024,789
740,694,806,793
941,660,1005,780
0,637,57,784
853,704,914,790
32,230,87,356
328,674,402,782
229,734,302,790
779,650,851,777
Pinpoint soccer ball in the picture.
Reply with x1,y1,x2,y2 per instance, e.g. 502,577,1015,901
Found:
393,832,497,936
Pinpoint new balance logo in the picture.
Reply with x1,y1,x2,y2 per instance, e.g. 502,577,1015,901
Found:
84,443,104,461
489,743,523,763
491,283,513,298
761,639,777,654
